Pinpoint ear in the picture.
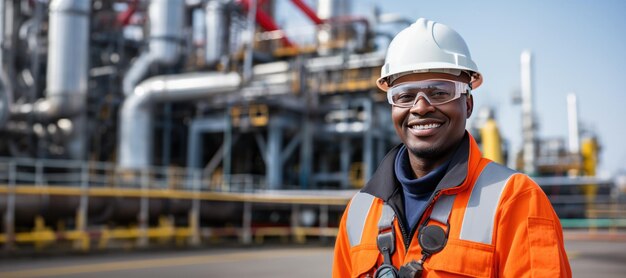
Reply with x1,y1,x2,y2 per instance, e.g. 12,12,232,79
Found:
466,93,474,119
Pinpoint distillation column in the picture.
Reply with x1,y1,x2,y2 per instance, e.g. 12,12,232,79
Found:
520,50,537,175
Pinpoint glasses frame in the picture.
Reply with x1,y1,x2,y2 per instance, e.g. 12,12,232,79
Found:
386,79,471,108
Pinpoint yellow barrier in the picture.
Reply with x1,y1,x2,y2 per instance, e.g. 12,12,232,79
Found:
0,185,349,250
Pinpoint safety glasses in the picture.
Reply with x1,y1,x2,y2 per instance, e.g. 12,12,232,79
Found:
387,79,470,108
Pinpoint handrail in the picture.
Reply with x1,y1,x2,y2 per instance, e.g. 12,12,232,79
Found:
0,157,268,193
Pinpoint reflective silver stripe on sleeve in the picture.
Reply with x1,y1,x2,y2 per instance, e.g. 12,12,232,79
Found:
460,162,517,244
430,194,456,224
346,192,376,247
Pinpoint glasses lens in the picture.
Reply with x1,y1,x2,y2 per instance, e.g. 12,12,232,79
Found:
388,80,459,107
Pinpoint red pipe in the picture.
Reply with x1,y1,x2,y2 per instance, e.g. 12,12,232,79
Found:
255,9,295,47
239,0,295,47
116,0,139,27
290,0,324,25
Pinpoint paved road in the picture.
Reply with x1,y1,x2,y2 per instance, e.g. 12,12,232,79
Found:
567,238,626,278
0,246,333,278
0,238,624,277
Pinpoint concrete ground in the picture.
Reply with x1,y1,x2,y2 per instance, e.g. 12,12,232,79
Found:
0,234,624,277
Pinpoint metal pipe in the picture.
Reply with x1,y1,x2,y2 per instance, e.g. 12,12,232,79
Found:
316,0,352,55
205,0,229,66
122,0,184,96
520,50,537,174
149,0,184,65
317,0,351,20
243,0,257,83
0,0,20,128
123,52,154,97
10,0,90,121
567,93,580,154
118,72,242,169
0,0,13,127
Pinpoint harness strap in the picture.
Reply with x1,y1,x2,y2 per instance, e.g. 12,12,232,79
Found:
377,204,396,266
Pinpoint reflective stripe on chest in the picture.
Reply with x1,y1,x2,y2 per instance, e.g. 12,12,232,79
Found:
459,162,516,244
345,162,517,247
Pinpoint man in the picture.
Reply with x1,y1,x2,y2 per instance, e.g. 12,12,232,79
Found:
333,18,571,277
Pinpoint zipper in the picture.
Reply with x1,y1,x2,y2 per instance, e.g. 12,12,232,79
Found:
403,190,442,252
396,208,410,252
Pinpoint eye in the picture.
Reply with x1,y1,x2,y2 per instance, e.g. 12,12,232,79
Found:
395,93,416,102
430,91,451,99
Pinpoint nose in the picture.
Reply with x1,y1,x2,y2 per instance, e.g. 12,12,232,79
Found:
409,96,436,115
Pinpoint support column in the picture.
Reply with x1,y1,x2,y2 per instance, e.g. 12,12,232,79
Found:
340,137,351,189
137,169,149,247
267,119,283,189
4,162,15,251
299,118,313,189
189,169,201,246
362,99,374,182
161,103,172,167
242,202,252,244
291,204,303,243
186,120,203,188
75,162,90,251
320,204,328,243
223,109,233,189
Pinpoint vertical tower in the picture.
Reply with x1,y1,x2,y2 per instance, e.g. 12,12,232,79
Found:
520,50,537,175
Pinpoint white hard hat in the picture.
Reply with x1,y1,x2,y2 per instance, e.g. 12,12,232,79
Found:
377,18,483,91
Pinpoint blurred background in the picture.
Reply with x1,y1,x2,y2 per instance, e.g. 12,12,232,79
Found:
0,0,624,277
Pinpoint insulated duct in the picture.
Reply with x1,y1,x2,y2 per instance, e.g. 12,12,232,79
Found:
10,0,89,121
205,0,229,66
118,72,242,169
122,0,184,97
0,0,13,127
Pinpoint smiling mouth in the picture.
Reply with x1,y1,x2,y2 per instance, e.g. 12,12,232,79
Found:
409,123,442,130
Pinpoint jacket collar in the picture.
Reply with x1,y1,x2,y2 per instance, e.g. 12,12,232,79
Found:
361,132,471,201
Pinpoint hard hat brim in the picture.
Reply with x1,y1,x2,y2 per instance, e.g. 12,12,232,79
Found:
377,68,483,92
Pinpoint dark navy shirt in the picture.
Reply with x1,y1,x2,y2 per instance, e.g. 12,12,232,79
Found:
394,145,450,230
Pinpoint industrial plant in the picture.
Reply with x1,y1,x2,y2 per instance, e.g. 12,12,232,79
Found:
0,0,620,252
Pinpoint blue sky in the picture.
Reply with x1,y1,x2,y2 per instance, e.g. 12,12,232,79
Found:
278,0,626,175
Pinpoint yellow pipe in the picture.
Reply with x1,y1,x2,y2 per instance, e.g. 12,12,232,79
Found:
581,137,599,214
480,118,504,164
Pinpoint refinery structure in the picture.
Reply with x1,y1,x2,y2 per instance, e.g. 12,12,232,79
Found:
0,0,619,251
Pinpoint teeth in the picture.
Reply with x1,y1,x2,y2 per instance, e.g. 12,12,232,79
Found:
410,123,441,130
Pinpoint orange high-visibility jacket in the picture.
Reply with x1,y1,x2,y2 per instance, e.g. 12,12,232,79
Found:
333,133,571,277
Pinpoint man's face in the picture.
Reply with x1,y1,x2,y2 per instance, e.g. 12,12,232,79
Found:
390,72,473,162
